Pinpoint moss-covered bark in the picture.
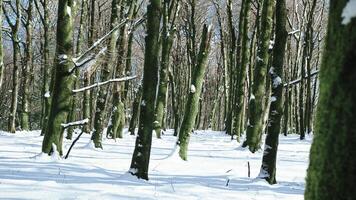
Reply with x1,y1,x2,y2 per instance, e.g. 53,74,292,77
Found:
233,0,251,141
154,0,177,138
178,25,212,161
91,0,121,148
129,0,161,180
305,1,356,199
244,0,275,153
259,0,287,185
107,0,135,140
0,0,4,90
39,0,51,136
6,0,22,133
21,0,34,131
128,86,142,135
41,0,75,155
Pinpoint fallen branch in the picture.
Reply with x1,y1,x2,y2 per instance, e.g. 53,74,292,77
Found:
72,76,137,93
64,129,85,159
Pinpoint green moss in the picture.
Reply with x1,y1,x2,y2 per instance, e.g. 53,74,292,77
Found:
305,1,356,199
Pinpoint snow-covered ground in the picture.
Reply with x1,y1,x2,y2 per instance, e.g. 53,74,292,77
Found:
0,129,311,200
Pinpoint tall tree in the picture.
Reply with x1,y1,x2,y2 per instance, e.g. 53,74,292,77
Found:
305,0,356,199
21,0,34,131
244,0,275,153
129,0,161,180
41,0,76,155
154,0,178,138
0,0,4,90
178,24,212,161
233,0,251,141
91,0,121,148
259,0,288,184
4,0,22,133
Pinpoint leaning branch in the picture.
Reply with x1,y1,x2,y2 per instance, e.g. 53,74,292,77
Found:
284,70,319,87
70,16,146,73
72,76,137,93
61,119,89,129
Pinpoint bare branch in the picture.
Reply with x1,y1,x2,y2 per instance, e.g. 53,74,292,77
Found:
73,76,138,93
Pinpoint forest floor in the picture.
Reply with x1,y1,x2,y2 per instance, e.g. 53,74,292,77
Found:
0,129,311,200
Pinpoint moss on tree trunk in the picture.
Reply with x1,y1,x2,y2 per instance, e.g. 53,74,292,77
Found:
244,0,275,153
178,25,212,161
305,1,356,199
41,0,75,156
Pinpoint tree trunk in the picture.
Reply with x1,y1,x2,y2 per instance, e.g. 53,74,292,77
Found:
7,0,22,133
129,0,161,180
259,0,287,184
305,1,356,199
178,25,212,161
233,0,251,141
0,0,4,90
21,0,34,131
154,0,177,138
244,0,275,153
41,0,75,156
128,86,142,135
91,0,121,148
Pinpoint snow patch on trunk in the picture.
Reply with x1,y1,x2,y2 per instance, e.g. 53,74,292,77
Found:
342,0,356,25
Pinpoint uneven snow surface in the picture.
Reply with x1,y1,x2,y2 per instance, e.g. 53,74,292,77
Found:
0,130,311,199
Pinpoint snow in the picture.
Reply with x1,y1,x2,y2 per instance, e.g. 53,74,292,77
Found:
61,118,89,128
0,129,312,199
250,93,256,101
44,91,50,98
66,6,72,17
342,0,356,25
273,77,282,88
270,96,277,103
190,84,196,93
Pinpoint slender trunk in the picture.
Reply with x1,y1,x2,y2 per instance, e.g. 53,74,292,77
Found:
259,0,287,184
7,0,22,133
91,0,121,148
233,0,251,141
244,0,275,153
0,0,4,90
178,25,212,161
21,0,34,131
129,0,161,180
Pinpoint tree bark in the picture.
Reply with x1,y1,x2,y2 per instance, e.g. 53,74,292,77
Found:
305,1,356,199
41,0,75,155
244,0,275,153
129,0,161,180
178,25,212,161
259,0,287,184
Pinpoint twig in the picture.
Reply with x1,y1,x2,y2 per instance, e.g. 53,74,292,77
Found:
72,76,137,93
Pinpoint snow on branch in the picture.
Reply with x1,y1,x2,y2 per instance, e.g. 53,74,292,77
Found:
72,76,137,93
288,29,300,35
69,17,145,74
61,118,89,129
